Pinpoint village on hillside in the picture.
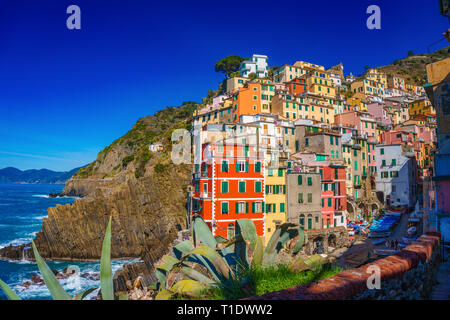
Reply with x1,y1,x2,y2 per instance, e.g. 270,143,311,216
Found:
185,53,449,261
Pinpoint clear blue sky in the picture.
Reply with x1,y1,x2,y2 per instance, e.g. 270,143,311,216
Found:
0,0,448,171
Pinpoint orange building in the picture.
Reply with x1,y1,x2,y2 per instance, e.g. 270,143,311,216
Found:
231,82,262,122
192,141,265,238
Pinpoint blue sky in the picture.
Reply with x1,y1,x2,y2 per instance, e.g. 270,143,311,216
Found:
0,0,448,171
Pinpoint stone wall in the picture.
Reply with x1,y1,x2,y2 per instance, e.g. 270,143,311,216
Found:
303,227,348,255
245,231,441,300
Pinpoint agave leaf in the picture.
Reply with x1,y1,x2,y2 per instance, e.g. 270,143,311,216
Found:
193,215,217,248
31,240,71,300
304,254,326,269
100,216,114,300
236,219,258,250
74,287,97,300
292,228,305,254
155,289,173,300
179,246,232,281
155,255,180,289
251,236,264,267
0,278,21,300
173,240,195,260
263,223,297,266
181,266,215,286
214,235,228,243
170,279,208,297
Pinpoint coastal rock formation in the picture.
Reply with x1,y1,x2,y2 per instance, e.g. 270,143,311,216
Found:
0,101,199,287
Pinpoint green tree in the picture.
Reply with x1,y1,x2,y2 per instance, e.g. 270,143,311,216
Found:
215,55,247,78
248,72,257,80
408,50,414,57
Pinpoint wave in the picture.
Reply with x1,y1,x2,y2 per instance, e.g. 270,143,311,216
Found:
32,195,81,200
0,237,31,249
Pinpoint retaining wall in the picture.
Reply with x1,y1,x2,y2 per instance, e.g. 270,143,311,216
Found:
246,231,441,300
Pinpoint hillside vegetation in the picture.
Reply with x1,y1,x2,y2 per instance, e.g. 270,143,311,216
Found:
377,46,450,85
73,102,199,181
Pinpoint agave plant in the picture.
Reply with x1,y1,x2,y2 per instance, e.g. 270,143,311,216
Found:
0,216,121,300
154,215,309,300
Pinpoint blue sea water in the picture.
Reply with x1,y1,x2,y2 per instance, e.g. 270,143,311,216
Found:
0,183,135,300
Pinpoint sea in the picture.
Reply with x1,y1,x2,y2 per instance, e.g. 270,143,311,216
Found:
0,183,136,300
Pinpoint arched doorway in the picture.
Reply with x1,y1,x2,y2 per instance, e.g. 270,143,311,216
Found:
347,202,356,220
299,214,305,228
313,236,324,254
328,234,337,248
227,223,235,239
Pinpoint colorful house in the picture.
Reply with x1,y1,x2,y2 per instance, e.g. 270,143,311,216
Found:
192,140,265,238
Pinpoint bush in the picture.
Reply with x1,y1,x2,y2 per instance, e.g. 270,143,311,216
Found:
154,163,168,174
121,155,135,167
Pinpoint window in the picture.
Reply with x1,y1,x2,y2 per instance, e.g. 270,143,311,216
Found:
382,160,386,167
392,159,396,165
330,136,334,145
236,161,248,172
305,138,309,146
255,161,261,173
221,181,229,193
298,193,303,203
328,198,332,207
236,202,248,214
221,202,229,214
280,203,285,213
307,177,312,185
308,193,312,203
278,169,283,177
321,198,324,207
221,160,229,172
253,202,263,213
380,148,384,155
238,181,246,193
268,169,273,176
298,175,302,185
255,181,262,193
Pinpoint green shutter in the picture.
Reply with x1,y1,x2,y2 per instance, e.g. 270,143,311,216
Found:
235,202,239,214
298,175,302,185
283,185,286,194
245,161,249,172
278,169,283,177
265,186,269,194
280,203,285,212
246,202,249,213
308,177,312,185
255,161,261,172
266,203,269,213
252,202,255,213
275,185,279,194
273,204,276,213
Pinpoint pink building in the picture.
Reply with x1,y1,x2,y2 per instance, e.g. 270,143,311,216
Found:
334,111,376,139
367,102,392,127
380,130,415,146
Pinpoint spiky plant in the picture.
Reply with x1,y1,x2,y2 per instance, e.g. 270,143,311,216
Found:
0,216,122,300
154,215,310,300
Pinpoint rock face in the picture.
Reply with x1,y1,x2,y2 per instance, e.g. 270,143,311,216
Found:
33,165,191,261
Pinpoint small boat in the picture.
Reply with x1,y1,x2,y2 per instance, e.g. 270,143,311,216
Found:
374,248,398,256
407,226,417,236
371,238,386,245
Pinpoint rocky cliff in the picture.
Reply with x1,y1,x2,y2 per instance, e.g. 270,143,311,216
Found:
0,102,198,278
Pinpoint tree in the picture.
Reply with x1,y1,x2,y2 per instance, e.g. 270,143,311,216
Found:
408,50,414,57
248,72,257,80
215,55,247,78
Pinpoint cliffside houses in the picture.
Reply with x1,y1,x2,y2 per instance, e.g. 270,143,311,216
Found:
190,53,438,242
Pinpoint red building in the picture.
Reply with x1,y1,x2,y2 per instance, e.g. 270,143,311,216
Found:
287,78,307,95
320,164,347,228
192,141,265,238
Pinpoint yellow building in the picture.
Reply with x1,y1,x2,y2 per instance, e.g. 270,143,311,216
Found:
193,98,233,125
273,64,309,83
264,160,288,245
351,79,385,98
366,68,387,86
304,69,336,98
347,92,369,111
409,97,435,116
